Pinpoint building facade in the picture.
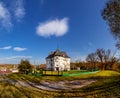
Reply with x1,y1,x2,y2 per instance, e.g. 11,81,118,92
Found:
46,49,70,71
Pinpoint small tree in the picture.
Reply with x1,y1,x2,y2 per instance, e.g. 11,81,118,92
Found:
18,59,33,74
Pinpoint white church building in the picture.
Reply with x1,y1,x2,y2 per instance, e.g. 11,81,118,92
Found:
46,49,70,71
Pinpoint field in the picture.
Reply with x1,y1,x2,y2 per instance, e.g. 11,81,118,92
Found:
0,70,120,98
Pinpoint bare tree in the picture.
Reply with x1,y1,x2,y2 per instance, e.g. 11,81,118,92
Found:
96,49,119,70
103,49,111,70
108,53,119,69
86,52,98,71
96,49,105,70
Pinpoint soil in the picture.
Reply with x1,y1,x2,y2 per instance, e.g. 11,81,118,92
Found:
0,75,97,91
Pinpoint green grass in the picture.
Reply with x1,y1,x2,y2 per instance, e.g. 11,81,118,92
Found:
63,70,87,74
0,81,58,98
63,70,99,76
0,82,26,98
31,70,99,77
4,70,120,81
0,70,120,97
93,70,120,76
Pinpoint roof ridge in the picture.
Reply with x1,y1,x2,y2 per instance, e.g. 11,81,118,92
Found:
46,49,70,59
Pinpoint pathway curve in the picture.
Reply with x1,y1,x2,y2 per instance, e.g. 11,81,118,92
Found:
0,75,97,91
1,79,96,91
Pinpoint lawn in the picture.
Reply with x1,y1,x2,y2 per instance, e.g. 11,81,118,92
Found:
0,70,120,98
30,70,99,77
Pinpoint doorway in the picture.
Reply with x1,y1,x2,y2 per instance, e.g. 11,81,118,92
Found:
56,67,59,71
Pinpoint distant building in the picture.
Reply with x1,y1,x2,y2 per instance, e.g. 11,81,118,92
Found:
46,49,70,71
0,64,19,74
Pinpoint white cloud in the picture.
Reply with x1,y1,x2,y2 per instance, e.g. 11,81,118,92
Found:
0,46,12,50
0,0,25,30
13,0,25,21
69,51,87,62
0,56,32,64
36,18,69,37
72,55,86,62
0,2,12,29
2,56,32,60
13,47,27,51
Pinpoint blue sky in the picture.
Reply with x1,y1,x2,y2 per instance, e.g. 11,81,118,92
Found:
0,0,117,64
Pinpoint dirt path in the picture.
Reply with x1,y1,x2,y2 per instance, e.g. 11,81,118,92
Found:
0,75,96,91
10,79,97,91
39,79,96,90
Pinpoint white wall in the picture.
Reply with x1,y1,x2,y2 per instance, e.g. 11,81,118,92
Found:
46,56,70,71
46,58,54,70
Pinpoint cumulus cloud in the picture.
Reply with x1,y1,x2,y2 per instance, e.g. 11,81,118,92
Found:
13,47,27,51
36,18,69,37
13,0,25,21
0,2,12,29
0,46,12,50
